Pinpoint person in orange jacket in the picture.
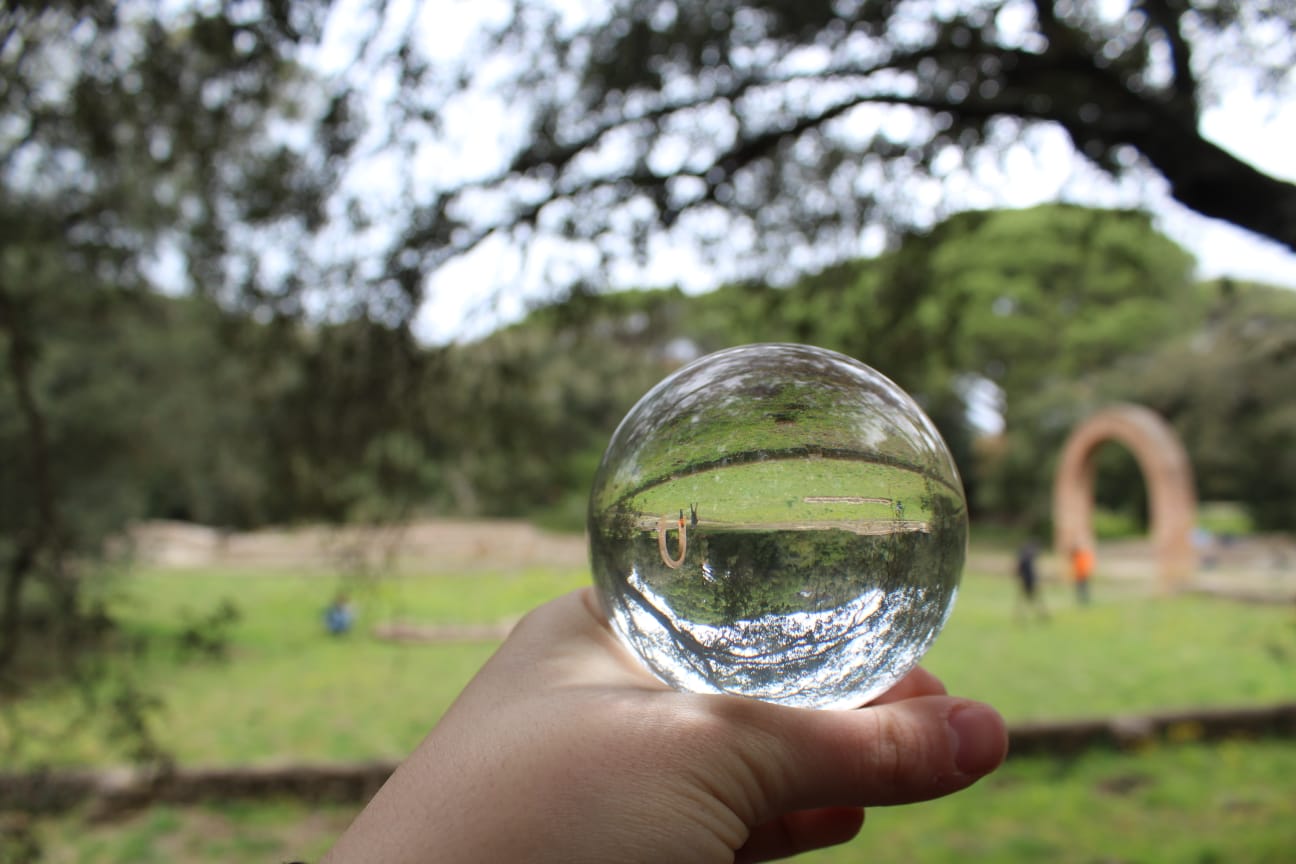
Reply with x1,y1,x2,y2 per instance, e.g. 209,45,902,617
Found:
1070,545,1095,605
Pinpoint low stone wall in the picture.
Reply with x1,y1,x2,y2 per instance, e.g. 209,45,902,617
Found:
126,519,588,573
1005,701,1296,757
4,702,1294,817
4,761,397,819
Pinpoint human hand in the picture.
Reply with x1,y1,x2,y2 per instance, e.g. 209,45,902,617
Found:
323,588,1007,863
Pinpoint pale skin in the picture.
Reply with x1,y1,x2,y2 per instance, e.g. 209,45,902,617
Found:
322,588,1007,863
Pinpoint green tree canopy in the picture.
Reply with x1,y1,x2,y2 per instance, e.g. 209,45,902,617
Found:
477,205,1205,524
976,276,1296,533
0,0,341,675
1111,281,1296,531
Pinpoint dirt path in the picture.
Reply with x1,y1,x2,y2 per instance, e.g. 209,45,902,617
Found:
129,519,588,573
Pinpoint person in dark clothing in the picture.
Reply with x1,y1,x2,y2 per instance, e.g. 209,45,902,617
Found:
1015,540,1047,621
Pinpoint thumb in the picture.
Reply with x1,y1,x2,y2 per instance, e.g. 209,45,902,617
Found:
751,696,1007,813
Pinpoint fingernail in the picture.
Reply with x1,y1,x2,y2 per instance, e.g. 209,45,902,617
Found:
948,704,1007,776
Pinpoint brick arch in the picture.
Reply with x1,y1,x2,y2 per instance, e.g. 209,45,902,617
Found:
1052,404,1197,590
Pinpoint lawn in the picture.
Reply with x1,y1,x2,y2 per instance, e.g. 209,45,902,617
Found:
18,740,1296,863
4,562,1293,767
2,565,585,768
3,554,1294,862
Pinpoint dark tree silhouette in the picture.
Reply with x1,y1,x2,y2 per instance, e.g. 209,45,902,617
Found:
374,0,1295,288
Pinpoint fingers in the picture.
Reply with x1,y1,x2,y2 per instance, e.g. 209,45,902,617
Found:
494,588,670,690
756,695,1007,812
734,807,865,864
505,591,1006,818
868,666,947,705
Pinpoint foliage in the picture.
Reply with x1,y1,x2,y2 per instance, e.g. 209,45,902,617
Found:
0,0,341,312
894,205,1198,396
1111,280,1296,531
4,201,1291,671
0,290,447,680
10,205,1270,560
435,318,665,518
7,0,1294,781
391,0,1296,296
250,318,449,525
529,204,1214,527
980,277,1296,533
0,0,340,687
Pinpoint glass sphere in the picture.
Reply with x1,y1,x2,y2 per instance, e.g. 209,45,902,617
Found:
588,343,967,710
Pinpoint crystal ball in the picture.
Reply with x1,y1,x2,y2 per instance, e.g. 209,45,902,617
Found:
587,343,967,710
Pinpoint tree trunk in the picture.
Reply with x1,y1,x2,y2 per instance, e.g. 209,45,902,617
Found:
0,285,59,673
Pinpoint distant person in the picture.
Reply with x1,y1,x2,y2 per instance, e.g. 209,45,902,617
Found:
324,593,355,636
1014,540,1047,621
1191,526,1217,570
1070,545,1094,605
320,589,1007,863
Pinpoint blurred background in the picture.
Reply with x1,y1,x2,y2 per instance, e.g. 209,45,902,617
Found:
1,0,1294,861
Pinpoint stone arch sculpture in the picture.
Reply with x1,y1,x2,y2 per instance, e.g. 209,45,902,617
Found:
1052,404,1197,591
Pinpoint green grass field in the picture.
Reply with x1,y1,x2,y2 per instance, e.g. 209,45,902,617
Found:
4,556,1295,862
21,738,1296,864
5,565,1293,767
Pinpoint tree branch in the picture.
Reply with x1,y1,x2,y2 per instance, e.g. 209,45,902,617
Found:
504,44,968,184
437,3,1296,259
1123,124,1296,252
1138,0,1199,114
